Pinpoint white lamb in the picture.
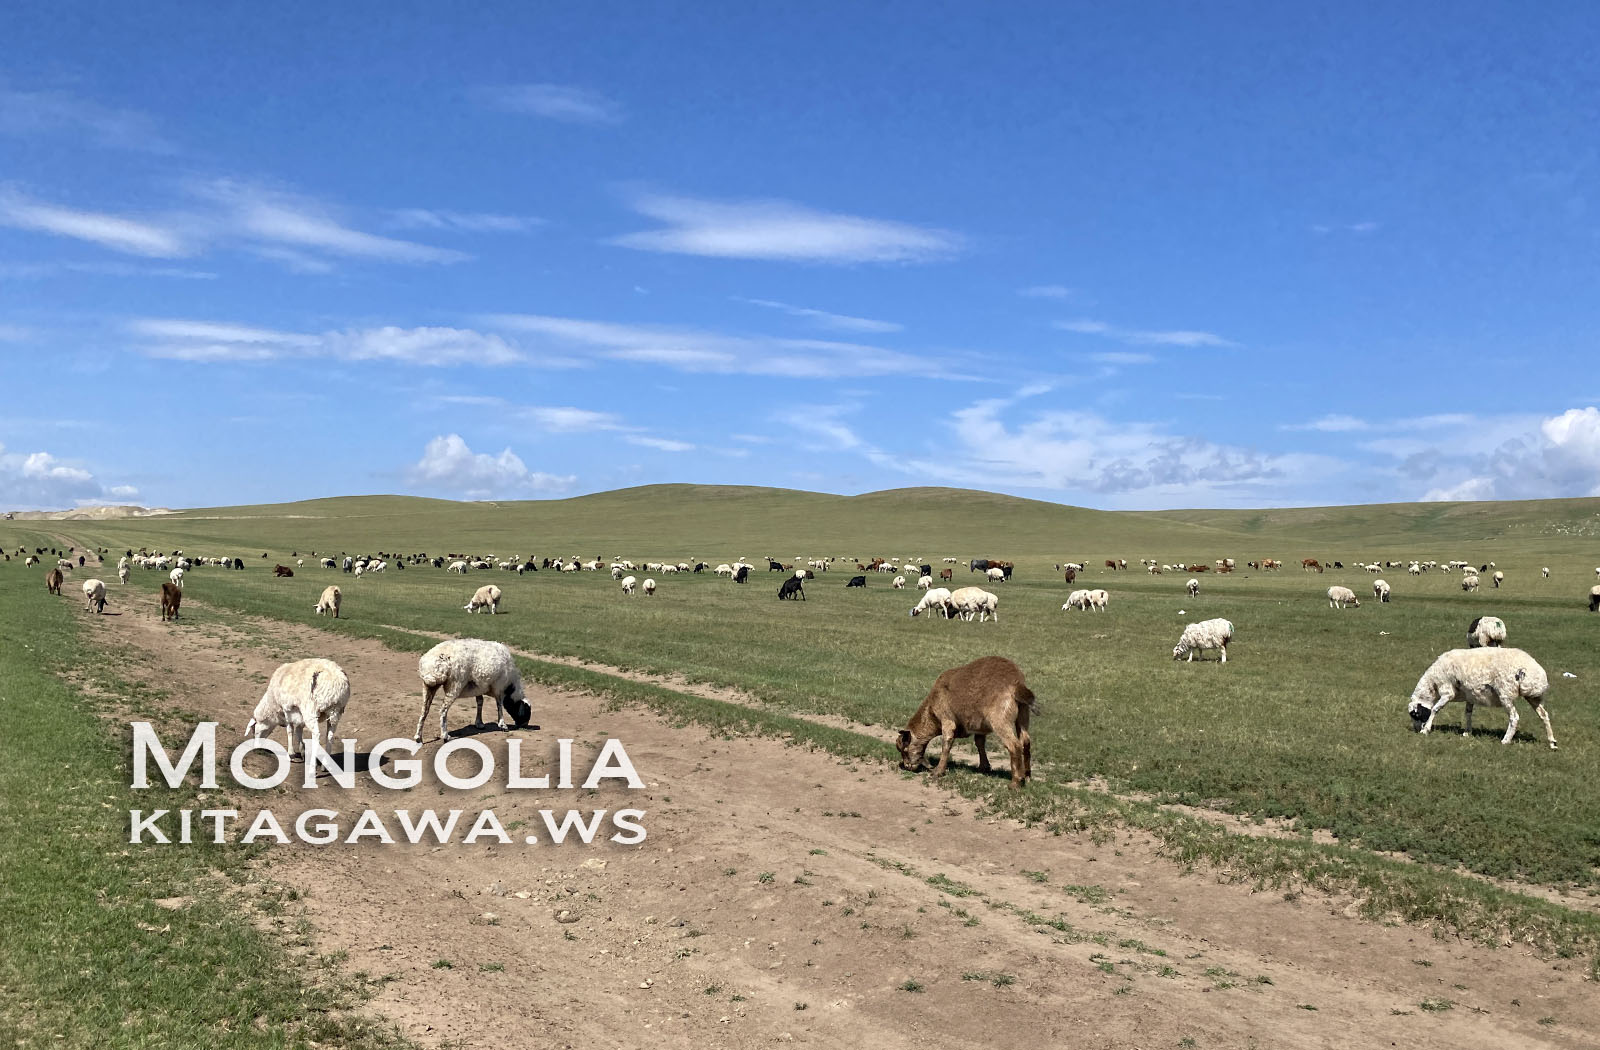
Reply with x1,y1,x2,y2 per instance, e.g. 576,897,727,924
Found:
466,584,502,614
947,586,999,622
169,567,184,590
643,578,656,596
414,638,536,743
315,585,342,618
1186,577,1199,597
81,578,106,614
118,564,130,585
910,587,953,619
246,658,352,757
1406,647,1556,749
1492,570,1505,588
1327,585,1360,609
893,575,907,590
1461,574,1479,592
621,575,637,595
448,560,469,574
1466,615,1506,648
917,575,933,590
1173,618,1233,663
1373,579,1391,603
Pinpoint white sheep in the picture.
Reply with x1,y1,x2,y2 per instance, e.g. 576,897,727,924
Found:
910,587,953,619
448,560,469,574
1492,570,1505,588
621,575,637,595
466,583,502,614
1327,585,1360,609
315,585,342,618
1186,577,1199,597
321,557,336,569
1541,566,1550,579
947,586,999,622
643,577,656,596
1406,647,1555,748
1462,574,1480,592
118,564,130,585
1373,579,1391,603
246,658,352,757
986,566,1006,584
169,567,184,590
1173,618,1233,663
414,638,535,743
1062,589,1091,611
81,578,106,614
1088,588,1109,611
893,575,907,590
1466,615,1506,648
917,574,933,590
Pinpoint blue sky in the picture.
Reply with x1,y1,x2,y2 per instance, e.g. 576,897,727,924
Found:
4,2,1600,511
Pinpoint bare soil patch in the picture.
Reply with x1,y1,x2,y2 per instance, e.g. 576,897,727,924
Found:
74,601,1598,1049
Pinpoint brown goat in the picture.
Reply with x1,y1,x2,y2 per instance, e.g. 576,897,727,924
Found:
45,568,64,595
274,564,294,577
896,656,1036,789
939,567,954,581
160,581,182,622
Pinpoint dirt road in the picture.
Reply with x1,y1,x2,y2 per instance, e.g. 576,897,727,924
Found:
75,599,1596,1049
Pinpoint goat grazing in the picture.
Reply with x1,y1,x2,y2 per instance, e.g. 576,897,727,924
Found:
896,656,1036,789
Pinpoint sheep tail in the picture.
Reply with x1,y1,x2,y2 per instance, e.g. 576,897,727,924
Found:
1016,683,1040,715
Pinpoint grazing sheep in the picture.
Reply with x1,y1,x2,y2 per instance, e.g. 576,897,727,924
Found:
910,587,952,618
1591,585,1600,612
466,584,502,614
245,658,352,758
893,575,907,590
777,576,805,600
896,655,1036,789
45,568,64,595
1173,618,1234,663
1462,574,1480,592
160,582,181,621
118,564,130,585
448,560,469,574
1542,567,1550,579
917,575,933,590
81,578,106,613
414,638,536,743
643,578,656,596
1373,579,1391,603
1493,570,1505,588
24,555,37,568
315,585,342,618
986,566,1006,584
1406,647,1556,749
734,565,750,584
1327,585,1360,609
846,575,867,588
169,567,184,590
1187,577,1199,597
947,586,999,622
1062,589,1091,611
621,575,637,595
1087,588,1109,611
1466,615,1506,648
321,557,336,569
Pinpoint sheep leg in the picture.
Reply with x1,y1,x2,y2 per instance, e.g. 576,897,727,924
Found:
1418,687,1452,735
493,693,509,730
973,734,991,773
305,712,321,760
323,710,340,750
1462,701,1474,737
1021,729,1032,783
439,697,457,742
1531,702,1558,750
933,729,956,778
474,695,486,727
1499,699,1518,745
413,683,439,743
1218,644,1227,664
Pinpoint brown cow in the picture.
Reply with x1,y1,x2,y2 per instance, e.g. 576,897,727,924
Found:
1104,559,1118,570
45,568,64,595
1302,559,1322,573
160,582,182,621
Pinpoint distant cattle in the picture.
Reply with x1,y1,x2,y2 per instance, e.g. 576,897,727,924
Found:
778,577,805,601
969,559,990,573
274,565,294,578
846,575,867,588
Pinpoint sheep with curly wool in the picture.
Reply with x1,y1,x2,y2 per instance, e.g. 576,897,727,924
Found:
1462,574,1480,592
1062,589,1091,611
1373,579,1391,603
315,585,342,618
1467,615,1506,648
1187,577,1199,598
1173,618,1233,663
246,658,352,758
910,587,953,618
81,578,106,614
947,586,999,622
1406,646,1555,748
413,638,536,743
465,584,502,614
1327,585,1360,609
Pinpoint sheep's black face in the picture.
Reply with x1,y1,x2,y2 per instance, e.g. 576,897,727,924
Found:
1408,701,1429,727
505,694,534,728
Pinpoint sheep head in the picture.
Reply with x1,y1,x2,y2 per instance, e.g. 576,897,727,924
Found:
503,682,534,728
895,729,929,771
1407,700,1431,728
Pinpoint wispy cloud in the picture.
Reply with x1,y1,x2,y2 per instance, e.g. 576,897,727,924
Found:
0,187,187,257
1018,284,1079,300
0,87,174,152
1311,221,1381,235
479,83,622,125
1281,413,1475,433
484,312,970,379
132,318,523,365
1084,351,1155,365
0,260,217,281
624,435,695,452
611,191,962,264
388,209,544,234
734,297,902,333
405,434,574,499
521,406,626,433
1056,318,1235,348
193,180,469,265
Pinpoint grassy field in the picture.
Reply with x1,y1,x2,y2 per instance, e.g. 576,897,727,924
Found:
8,486,1600,938
0,530,407,1048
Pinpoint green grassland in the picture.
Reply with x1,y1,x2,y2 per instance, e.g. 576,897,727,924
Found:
21,486,1597,892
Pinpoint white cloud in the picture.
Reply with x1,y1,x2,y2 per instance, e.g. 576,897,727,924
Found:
522,406,625,433
405,434,574,499
484,312,967,379
1424,406,1600,501
1056,318,1234,348
0,260,216,280
388,209,544,233
0,87,174,152
734,297,902,333
0,188,187,257
193,180,469,265
479,84,622,124
611,192,961,263
1084,351,1155,365
133,318,522,366
0,443,131,510
1017,285,1079,300
1283,412,1477,433
624,435,694,452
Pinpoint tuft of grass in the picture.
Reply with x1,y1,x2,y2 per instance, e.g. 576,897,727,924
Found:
899,979,923,993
